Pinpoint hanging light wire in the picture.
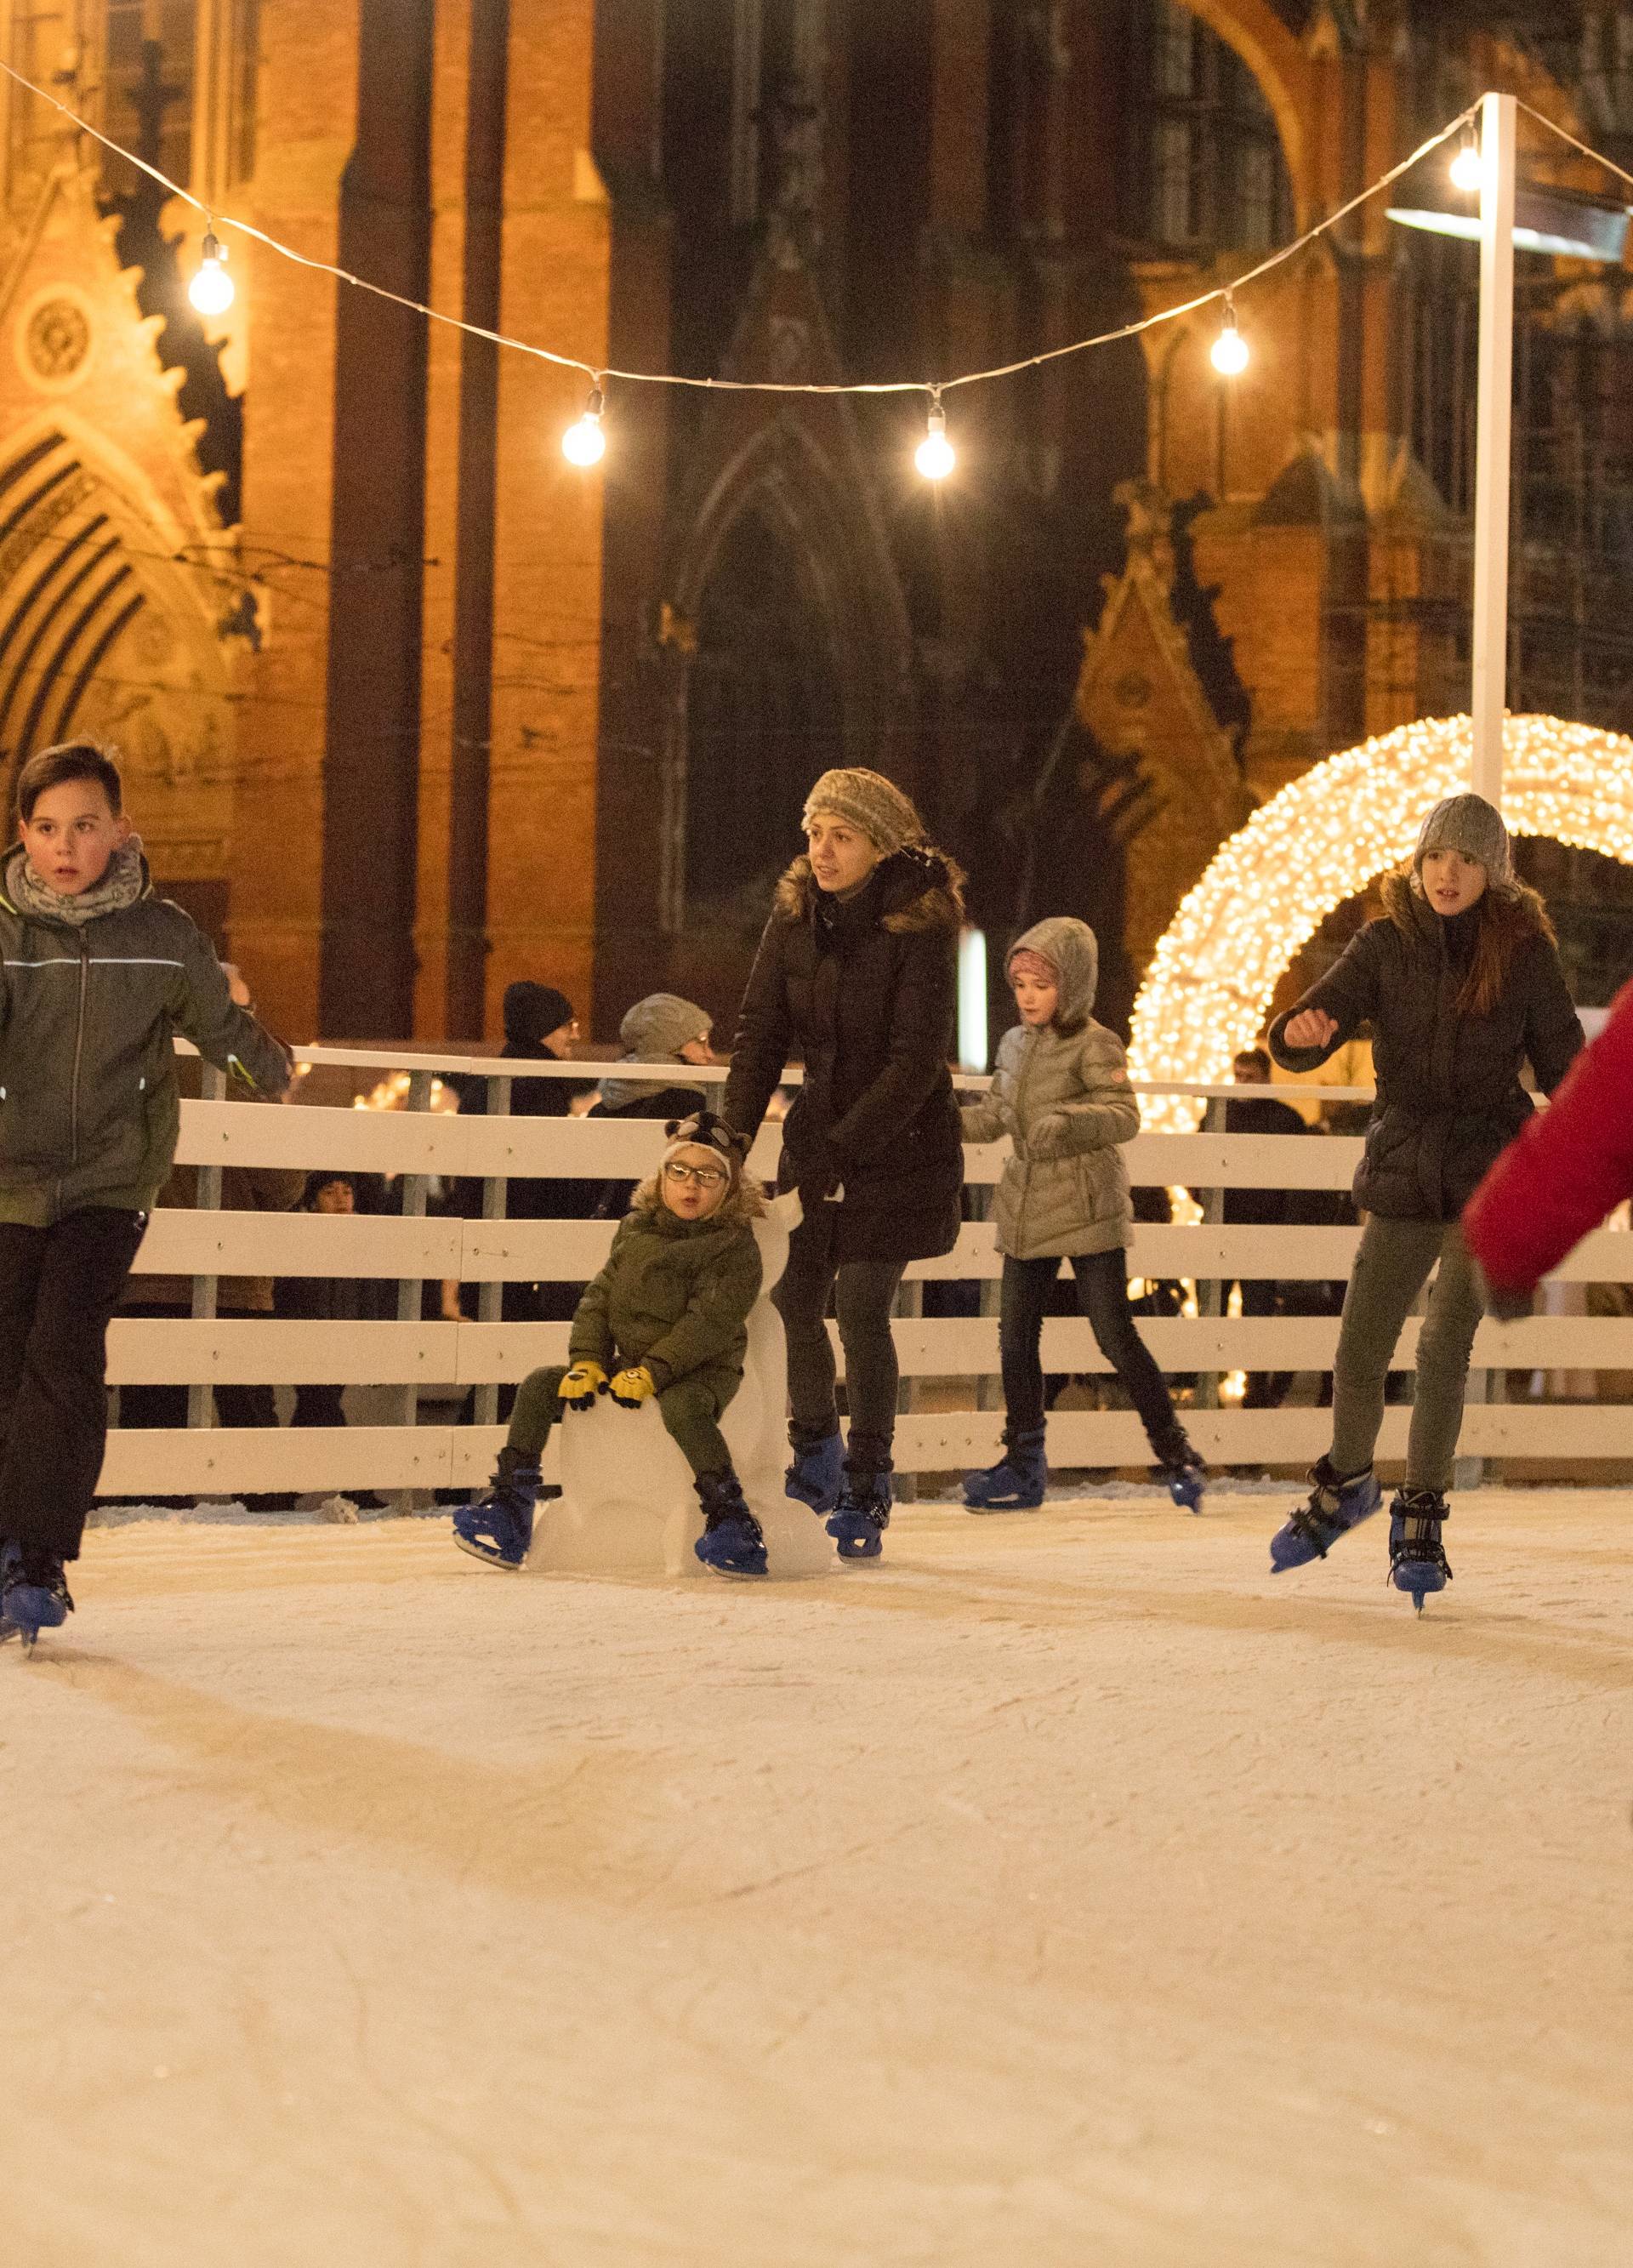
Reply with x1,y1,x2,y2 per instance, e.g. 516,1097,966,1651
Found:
0,54,1477,404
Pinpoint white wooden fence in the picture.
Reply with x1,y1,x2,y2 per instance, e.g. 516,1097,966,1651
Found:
96,1046,1633,1498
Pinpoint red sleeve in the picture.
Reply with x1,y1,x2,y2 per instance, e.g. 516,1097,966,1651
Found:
1463,977,1633,1292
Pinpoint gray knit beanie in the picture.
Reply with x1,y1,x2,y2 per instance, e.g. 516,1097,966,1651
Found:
1413,794,1513,891
617,992,713,1060
801,767,925,857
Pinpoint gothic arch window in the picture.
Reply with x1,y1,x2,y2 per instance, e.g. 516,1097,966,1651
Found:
1120,0,1293,257
682,497,845,931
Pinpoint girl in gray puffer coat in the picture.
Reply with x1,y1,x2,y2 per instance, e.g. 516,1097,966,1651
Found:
959,919,1203,1512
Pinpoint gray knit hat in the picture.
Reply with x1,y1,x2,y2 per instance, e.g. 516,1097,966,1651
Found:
617,992,713,1060
801,767,925,857
1414,794,1513,891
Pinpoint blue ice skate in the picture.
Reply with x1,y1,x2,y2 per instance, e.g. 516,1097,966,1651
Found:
785,1427,844,1514
0,1539,72,1651
1159,1437,1208,1515
692,1472,768,1578
1387,1488,1453,1614
826,1450,891,1562
964,1427,1047,1512
1270,1459,1381,1572
452,1454,542,1570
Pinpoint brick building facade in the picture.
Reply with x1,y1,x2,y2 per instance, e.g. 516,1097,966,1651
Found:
0,3,1629,1045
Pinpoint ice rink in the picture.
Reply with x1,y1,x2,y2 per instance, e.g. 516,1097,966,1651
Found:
3,1489,1628,2267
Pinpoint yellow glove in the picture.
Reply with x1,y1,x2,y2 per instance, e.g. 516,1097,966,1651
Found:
558,1362,607,1411
608,1365,657,1409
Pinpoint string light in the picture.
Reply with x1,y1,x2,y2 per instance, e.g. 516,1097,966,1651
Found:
561,386,606,467
1450,128,1486,194
916,399,955,480
1128,715,1633,1131
189,228,234,316
1210,294,1249,376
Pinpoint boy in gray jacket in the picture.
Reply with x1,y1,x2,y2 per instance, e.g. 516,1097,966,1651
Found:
0,742,289,1646
960,918,1203,1512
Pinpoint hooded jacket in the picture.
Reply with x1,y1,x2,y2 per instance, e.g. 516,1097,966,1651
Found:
723,844,965,1264
1269,873,1583,1222
568,1176,765,1400
0,845,290,1228
961,917,1139,1261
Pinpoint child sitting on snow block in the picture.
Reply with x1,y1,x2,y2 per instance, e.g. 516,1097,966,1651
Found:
452,1110,771,1576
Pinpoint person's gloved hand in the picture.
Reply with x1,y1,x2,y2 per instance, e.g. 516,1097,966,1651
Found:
558,1362,607,1410
608,1365,657,1409
1482,1277,1534,1325
1027,1111,1068,1157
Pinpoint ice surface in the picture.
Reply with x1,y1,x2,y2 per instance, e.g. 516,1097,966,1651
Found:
537,1189,835,1579
4,1489,1630,2265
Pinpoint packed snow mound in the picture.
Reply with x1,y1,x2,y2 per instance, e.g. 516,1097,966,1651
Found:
535,1190,835,1579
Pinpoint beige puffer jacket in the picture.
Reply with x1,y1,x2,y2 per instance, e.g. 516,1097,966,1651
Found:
961,917,1139,1260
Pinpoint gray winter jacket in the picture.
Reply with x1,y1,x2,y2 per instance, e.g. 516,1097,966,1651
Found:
961,917,1139,1261
0,846,291,1228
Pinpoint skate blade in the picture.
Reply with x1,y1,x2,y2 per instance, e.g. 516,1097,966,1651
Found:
701,1561,768,1580
452,1534,526,1571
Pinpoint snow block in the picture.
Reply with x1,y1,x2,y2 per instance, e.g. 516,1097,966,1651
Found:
530,1192,834,1579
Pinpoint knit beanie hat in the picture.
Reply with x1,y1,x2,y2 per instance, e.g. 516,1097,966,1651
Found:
503,981,574,1046
802,767,925,857
618,992,713,1060
663,1108,748,1190
1007,948,1059,986
1413,794,1513,891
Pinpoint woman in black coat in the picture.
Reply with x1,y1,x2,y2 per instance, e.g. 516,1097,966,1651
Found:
725,767,964,1559
1265,793,1582,1606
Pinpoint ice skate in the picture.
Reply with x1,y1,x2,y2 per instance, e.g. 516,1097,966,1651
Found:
827,1440,892,1561
1155,1431,1207,1514
964,1426,1046,1512
452,1451,542,1570
1388,1487,1453,1614
692,1471,768,1578
1270,1458,1381,1572
785,1426,843,1514
0,1539,73,1652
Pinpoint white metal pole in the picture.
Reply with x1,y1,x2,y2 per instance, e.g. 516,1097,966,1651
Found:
1471,90,1518,808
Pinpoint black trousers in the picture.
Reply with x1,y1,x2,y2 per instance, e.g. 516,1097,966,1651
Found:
0,1207,147,1560
773,1205,907,1450
1001,1251,1181,1455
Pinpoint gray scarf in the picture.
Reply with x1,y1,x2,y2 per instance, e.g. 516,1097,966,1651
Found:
6,836,148,926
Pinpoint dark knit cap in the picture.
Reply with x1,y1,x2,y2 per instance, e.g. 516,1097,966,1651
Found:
503,983,575,1046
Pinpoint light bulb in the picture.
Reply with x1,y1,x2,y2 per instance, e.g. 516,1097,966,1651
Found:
561,386,606,467
1210,300,1249,377
1450,139,1485,194
916,403,955,480
189,230,234,316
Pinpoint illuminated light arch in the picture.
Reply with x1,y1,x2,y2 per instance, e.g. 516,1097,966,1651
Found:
1128,714,1633,1130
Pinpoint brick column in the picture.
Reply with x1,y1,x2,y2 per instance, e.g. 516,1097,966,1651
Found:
485,3,610,1035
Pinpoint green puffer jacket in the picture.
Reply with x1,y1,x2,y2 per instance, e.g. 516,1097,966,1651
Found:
569,1179,765,1398
0,846,291,1228
961,916,1140,1261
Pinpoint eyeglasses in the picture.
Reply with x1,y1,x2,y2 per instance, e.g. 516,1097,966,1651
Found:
663,1160,727,1189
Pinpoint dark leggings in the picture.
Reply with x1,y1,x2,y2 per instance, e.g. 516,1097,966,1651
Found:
773,1212,906,1447
1001,1251,1181,1454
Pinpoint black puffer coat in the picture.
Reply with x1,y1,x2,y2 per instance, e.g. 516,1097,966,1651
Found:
1268,876,1583,1222
724,846,965,1263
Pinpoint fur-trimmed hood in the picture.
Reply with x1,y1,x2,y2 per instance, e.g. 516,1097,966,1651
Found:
773,843,967,935
1380,866,1556,947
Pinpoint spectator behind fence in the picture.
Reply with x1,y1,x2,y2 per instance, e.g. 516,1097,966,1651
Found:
586,993,715,1218
272,1171,388,1509
447,981,600,1325
120,969,304,1510
1223,1046,1307,1414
